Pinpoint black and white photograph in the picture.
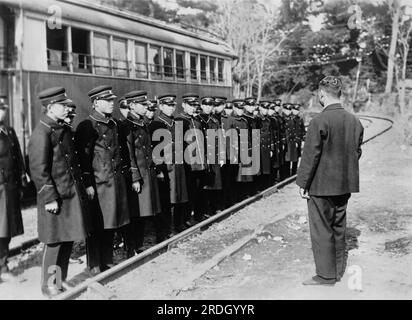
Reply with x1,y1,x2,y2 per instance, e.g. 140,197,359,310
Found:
0,0,411,305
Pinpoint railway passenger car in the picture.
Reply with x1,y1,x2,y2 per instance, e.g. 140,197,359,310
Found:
0,0,235,154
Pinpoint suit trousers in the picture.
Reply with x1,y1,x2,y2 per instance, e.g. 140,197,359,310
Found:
41,241,73,289
0,237,11,274
86,229,114,270
307,194,351,280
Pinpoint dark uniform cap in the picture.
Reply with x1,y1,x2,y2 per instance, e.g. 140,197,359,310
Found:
293,103,301,110
118,96,129,109
201,96,215,106
282,103,293,110
225,101,234,109
158,94,176,105
273,99,282,106
182,93,200,104
88,85,117,101
259,101,271,109
269,103,276,110
147,99,158,111
124,90,147,103
38,87,72,106
244,97,257,105
232,99,245,109
214,96,227,105
0,96,9,110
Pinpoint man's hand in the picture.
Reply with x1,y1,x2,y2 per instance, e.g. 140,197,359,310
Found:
299,188,310,200
45,201,59,214
132,181,141,193
86,186,95,200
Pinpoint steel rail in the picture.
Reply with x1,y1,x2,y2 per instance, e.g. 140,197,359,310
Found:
8,115,393,299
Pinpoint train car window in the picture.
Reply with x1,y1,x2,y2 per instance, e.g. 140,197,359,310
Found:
209,57,216,83
200,55,207,82
46,26,69,71
71,27,91,73
163,47,173,79
113,38,128,77
135,42,147,78
93,33,111,76
218,59,224,83
149,45,161,79
190,53,197,81
176,50,185,80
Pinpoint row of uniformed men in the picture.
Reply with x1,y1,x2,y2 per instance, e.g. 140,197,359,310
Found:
0,86,305,297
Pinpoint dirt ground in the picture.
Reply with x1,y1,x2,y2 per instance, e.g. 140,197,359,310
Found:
2,116,411,300
79,116,412,300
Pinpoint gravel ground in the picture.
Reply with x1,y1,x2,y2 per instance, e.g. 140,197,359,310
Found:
77,117,409,300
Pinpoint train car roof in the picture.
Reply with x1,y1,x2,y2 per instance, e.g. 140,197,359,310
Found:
1,0,236,58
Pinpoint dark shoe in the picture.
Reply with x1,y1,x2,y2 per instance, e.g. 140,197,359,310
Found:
101,264,115,272
135,248,145,255
42,286,64,298
87,266,101,277
302,276,336,286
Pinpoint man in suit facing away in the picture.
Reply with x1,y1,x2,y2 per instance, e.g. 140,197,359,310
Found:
296,76,364,286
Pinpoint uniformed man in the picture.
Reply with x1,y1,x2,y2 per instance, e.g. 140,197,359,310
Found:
75,85,130,274
149,94,188,234
230,99,250,201
28,87,90,297
198,96,224,217
280,103,299,179
274,99,286,180
175,93,207,225
122,91,162,255
256,101,273,190
292,103,306,175
268,102,281,184
118,96,129,120
221,100,236,208
0,97,27,284
242,97,260,196
144,99,157,125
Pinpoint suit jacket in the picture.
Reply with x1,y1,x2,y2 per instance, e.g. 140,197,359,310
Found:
296,103,364,196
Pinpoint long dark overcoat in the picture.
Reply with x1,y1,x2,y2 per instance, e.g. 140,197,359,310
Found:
294,115,306,157
257,115,273,175
149,113,188,204
75,110,130,229
284,115,299,162
28,115,90,244
229,115,252,183
0,125,25,238
198,113,224,190
296,104,364,196
122,113,161,217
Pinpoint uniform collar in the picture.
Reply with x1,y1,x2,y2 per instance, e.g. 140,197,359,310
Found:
322,103,343,112
40,114,66,130
157,112,174,127
127,113,145,126
243,112,254,119
0,122,7,134
179,111,191,119
89,109,116,124
199,113,211,123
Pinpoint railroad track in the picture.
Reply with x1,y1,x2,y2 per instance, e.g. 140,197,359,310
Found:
7,115,393,299
55,115,393,300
